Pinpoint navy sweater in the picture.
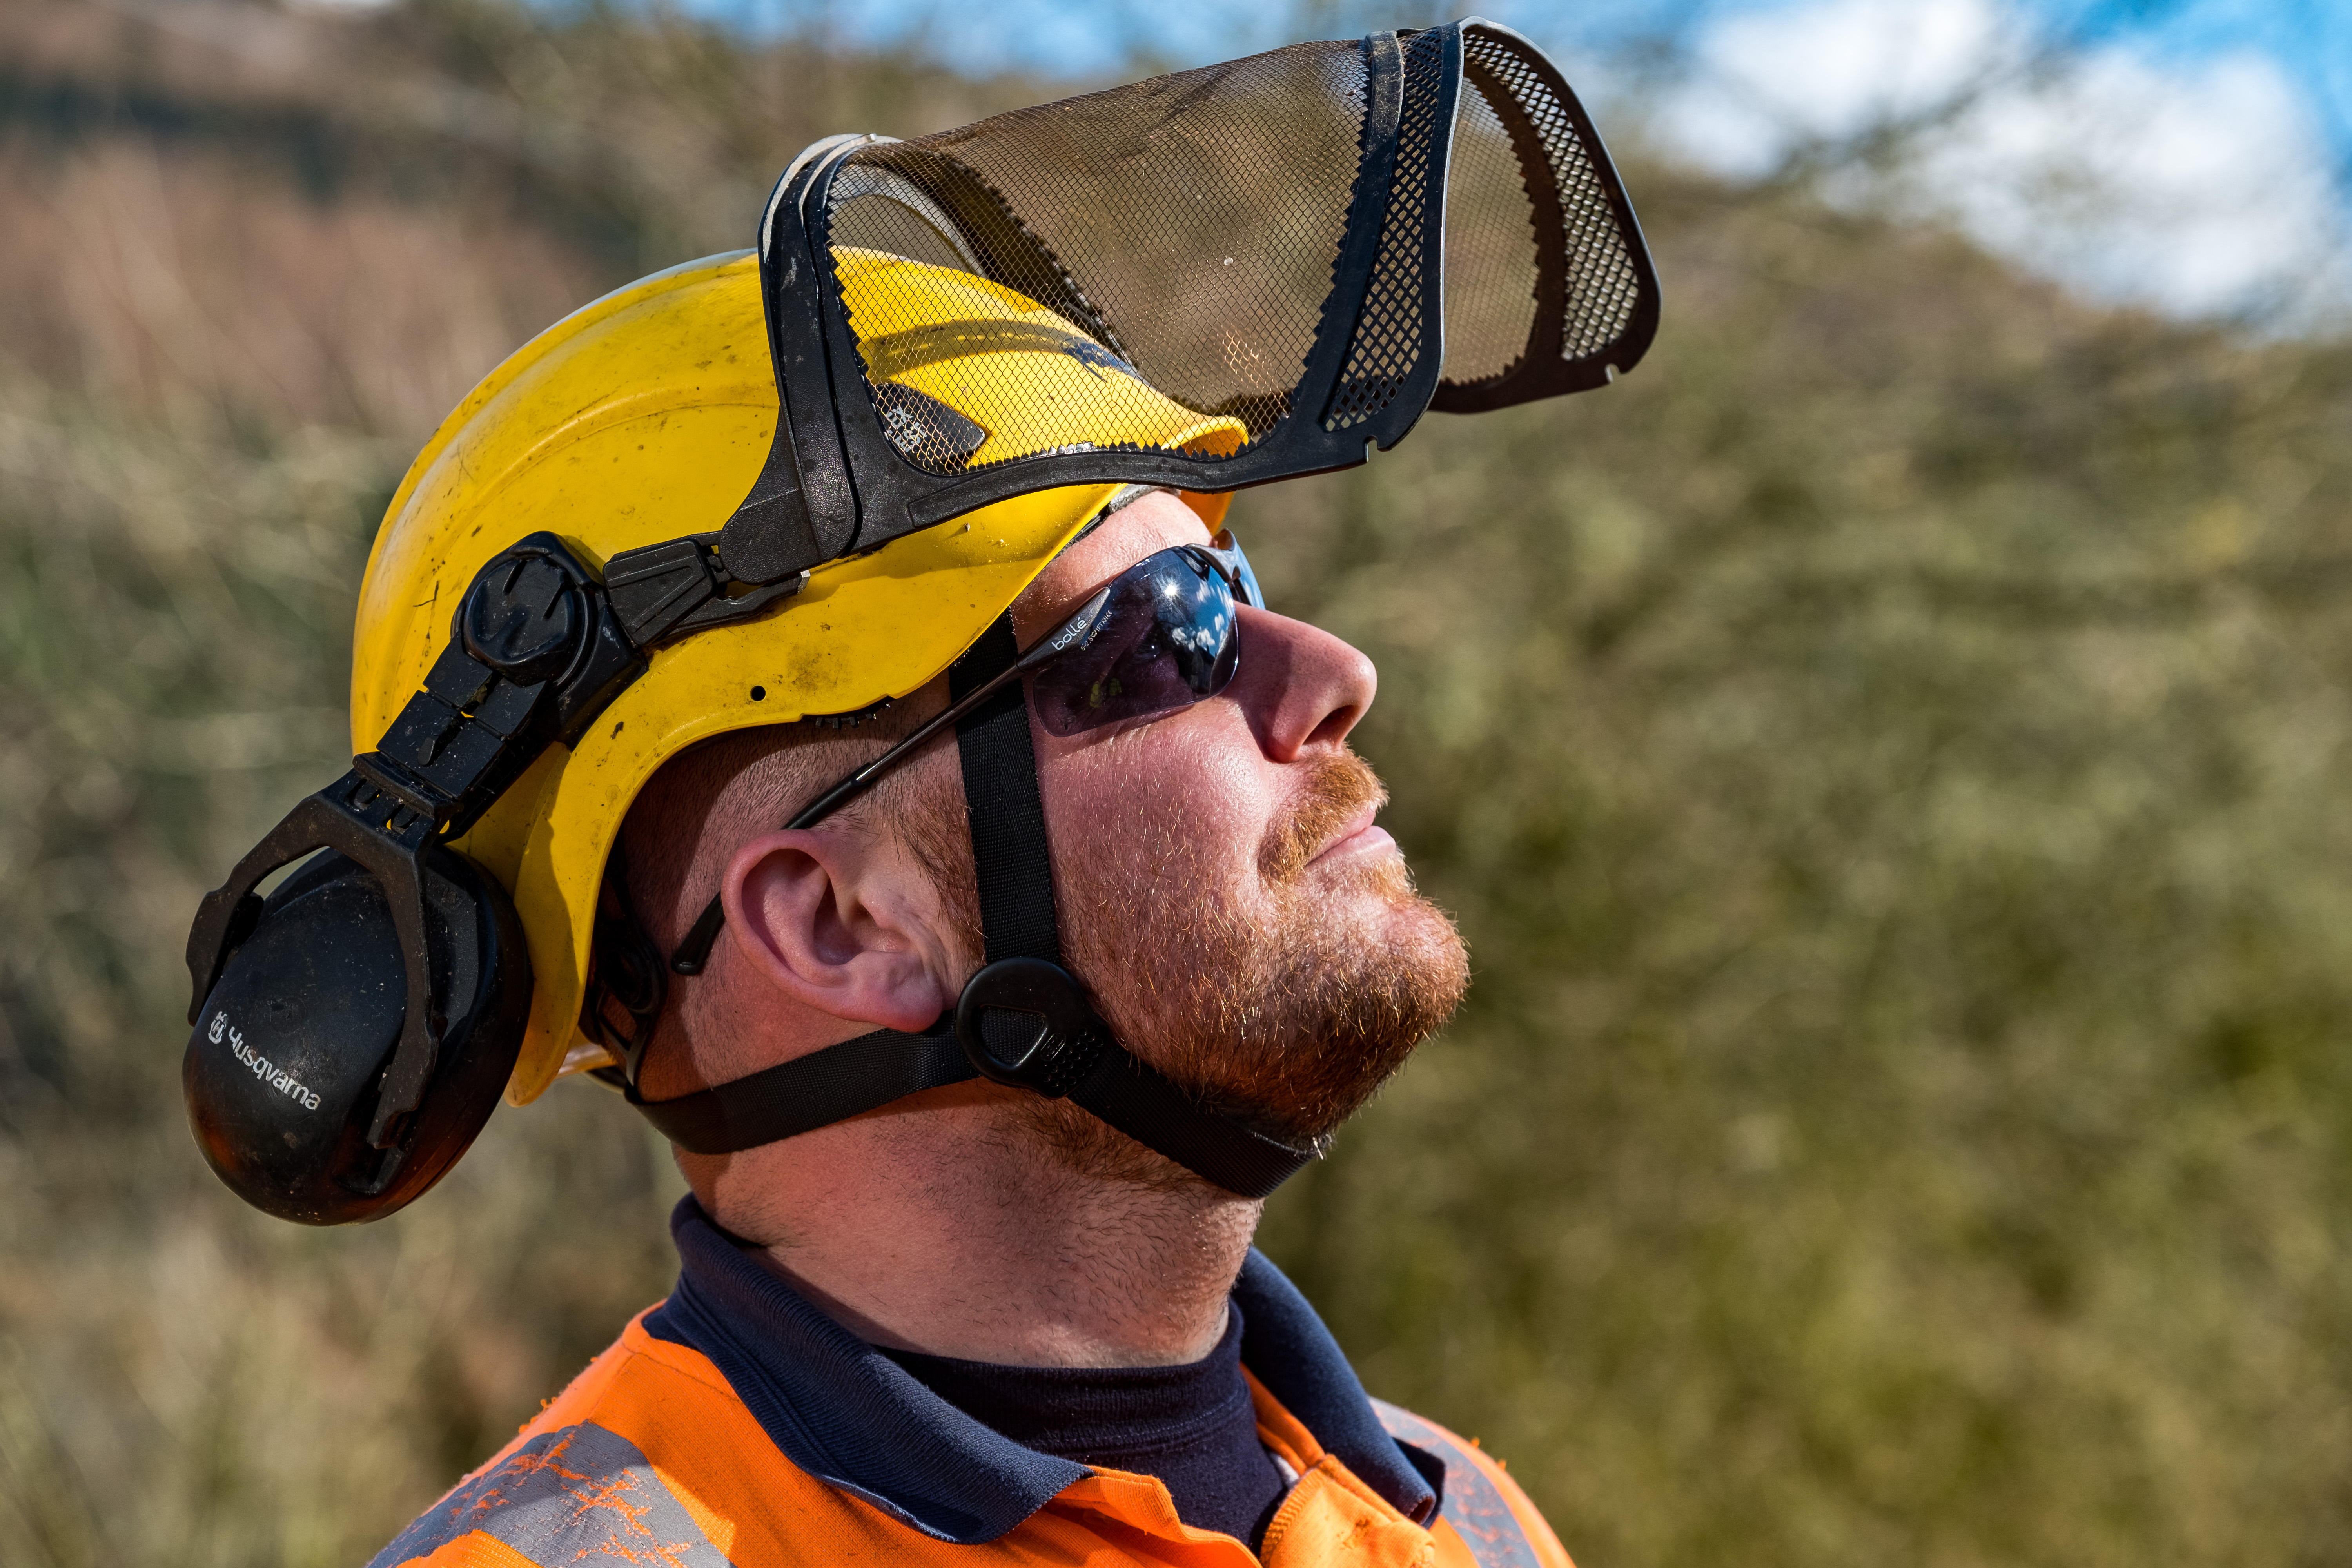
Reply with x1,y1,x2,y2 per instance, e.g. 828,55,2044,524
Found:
879,1303,1291,1548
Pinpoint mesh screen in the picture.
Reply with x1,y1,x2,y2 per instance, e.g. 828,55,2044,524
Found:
829,40,1369,476
1325,28,1450,433
1459,27,1643,365
784,20,1655,515
1437,75,1542,387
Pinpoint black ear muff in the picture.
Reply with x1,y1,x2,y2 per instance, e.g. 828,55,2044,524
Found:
183,847,530,1225
180,533,671,1225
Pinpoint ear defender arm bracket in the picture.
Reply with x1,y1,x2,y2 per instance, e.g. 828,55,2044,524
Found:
186,772,451,1152
187,534,648,1152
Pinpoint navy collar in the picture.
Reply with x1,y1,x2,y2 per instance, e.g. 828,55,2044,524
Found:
643,1197,1436,1543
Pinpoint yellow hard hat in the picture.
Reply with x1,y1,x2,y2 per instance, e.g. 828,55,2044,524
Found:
187,20,1661,1224
350,249,1244,1106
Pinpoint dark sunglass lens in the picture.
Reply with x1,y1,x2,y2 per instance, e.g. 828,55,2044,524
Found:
1031,553,1240,738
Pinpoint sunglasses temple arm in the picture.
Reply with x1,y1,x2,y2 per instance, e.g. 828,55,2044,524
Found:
784,668,1013,830
664,679,1004,977
788,588,1106,833
667,591,1111,977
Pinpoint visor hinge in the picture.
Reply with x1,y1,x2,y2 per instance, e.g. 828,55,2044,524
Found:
605,532,807,650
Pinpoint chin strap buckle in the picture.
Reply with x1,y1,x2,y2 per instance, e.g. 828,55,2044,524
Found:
952,960,1323,1201
954,958,1109,1097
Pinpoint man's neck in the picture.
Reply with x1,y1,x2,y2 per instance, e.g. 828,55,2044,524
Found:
682,1083,1263,1367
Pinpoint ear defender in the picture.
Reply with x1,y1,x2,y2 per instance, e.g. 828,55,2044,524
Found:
180,532,720,1223
184,848,530,1224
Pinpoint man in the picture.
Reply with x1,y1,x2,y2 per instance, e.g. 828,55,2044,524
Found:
182,21,1658,1565
370,480,1568,1565
371,485,1525,1566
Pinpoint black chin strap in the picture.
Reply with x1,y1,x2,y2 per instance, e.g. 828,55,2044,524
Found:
622,1016,971,1152
625,613,1321,1199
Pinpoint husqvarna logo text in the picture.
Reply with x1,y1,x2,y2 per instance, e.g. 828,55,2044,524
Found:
209,1010,323,1112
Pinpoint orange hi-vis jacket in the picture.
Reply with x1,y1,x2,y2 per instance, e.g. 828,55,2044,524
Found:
371,1200,1573,1568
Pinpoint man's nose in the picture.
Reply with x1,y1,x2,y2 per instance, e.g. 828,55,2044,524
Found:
1229,604,1377,762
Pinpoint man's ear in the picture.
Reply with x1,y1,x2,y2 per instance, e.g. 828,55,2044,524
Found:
720,829,955,1033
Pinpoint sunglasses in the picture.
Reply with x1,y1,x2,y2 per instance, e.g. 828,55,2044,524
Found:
666,528,1263,975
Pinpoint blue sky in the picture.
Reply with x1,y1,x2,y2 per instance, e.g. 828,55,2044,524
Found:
650,0,2347,325
667,0,2346,158
2062,0,2348,167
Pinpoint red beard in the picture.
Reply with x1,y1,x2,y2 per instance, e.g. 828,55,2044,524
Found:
1027,749,1471,1187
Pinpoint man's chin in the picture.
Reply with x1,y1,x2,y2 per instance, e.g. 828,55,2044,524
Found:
1051,757,1472,1179
1152,864,1469,1148
1263,882,1468,1134
1027,863,1467,1188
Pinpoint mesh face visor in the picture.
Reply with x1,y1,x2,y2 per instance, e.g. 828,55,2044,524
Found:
711,18,1661,587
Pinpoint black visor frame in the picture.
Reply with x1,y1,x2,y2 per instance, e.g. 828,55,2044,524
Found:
705,18,1660,590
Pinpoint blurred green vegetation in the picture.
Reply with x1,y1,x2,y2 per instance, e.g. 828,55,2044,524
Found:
4,2,2351,1565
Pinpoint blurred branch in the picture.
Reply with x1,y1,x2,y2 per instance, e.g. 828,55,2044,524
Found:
88,0,759,246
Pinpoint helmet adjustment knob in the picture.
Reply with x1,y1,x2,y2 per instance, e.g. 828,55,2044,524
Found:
461,554,583,686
